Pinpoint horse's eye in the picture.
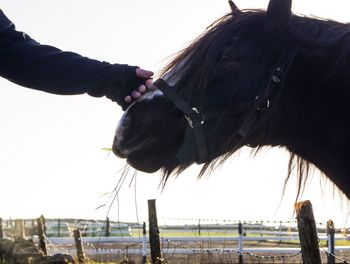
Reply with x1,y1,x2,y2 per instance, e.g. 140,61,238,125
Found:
221,54,232,60
220,55,230,62
220,54,241,66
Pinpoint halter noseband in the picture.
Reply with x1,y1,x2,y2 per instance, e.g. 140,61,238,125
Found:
153,47,298,164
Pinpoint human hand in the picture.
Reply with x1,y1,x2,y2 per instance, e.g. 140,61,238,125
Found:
124,68,153,104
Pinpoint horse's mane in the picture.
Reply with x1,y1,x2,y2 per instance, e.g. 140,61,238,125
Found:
160,9,350,198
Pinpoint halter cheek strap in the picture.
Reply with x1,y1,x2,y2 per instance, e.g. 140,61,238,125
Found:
153,78,255,163
238,46,298,139
153,79,210,163
153,46,298,165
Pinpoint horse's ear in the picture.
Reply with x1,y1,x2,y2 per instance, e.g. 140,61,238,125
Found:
266,0,292,33
228,0,240,14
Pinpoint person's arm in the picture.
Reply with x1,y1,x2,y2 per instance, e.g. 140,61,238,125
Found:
0,10,152,109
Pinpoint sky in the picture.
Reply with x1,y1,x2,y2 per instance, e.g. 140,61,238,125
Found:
0,0,350,228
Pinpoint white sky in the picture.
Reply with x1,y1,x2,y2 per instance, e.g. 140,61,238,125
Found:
0,0,350,227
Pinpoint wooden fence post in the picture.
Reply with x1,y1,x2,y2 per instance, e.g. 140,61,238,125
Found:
40,215,46,231
57,218,61,237
295,200,322,264
16,219,25,239
142,222,147,264
37,216,47,256
148,199,161,264
105,217,110,237
238,222,244,264
327,219,335,264
31,219,35,237
0,218,4,239
74,229,86,263
198,219,201,236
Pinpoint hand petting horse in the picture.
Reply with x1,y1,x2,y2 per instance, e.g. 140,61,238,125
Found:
113,0,350,199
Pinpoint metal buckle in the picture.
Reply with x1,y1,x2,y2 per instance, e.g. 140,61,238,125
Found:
272,67,283,83
255,96,270,111
185,107,205,128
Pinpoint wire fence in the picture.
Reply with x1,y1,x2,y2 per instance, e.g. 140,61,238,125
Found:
38,218,350,263
1,216,350,263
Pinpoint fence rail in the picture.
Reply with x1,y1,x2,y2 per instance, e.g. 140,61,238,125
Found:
54,247,348,255
1,200,350,263
46,234,348,244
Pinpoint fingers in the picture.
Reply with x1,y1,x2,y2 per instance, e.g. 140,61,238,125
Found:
124,96,132,103
133,68,154,98
136,68,154,78
138,84,147,93
136,68,154,89
124,84,150,104
124,90,142,104
145,79,153,89
132,90,142,99
124,68,154,106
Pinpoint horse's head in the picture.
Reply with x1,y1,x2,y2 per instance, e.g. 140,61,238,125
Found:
113,0,295,176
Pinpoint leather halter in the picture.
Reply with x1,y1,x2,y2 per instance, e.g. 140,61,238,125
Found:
152,47,298,164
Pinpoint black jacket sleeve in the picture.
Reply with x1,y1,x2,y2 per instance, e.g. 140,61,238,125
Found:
0,10,142,109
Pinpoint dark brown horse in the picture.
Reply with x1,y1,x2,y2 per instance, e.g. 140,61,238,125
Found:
113,0,350,199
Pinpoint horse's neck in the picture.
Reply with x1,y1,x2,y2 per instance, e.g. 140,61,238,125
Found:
272,51,350,197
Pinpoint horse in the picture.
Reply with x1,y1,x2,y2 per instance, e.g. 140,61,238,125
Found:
112,0,350,199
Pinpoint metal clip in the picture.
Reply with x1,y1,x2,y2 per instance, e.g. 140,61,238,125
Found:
255,96,270,111
272,67,283,83
184,107,205,128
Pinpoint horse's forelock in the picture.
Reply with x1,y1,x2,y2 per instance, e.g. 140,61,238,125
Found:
160,11,267,104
